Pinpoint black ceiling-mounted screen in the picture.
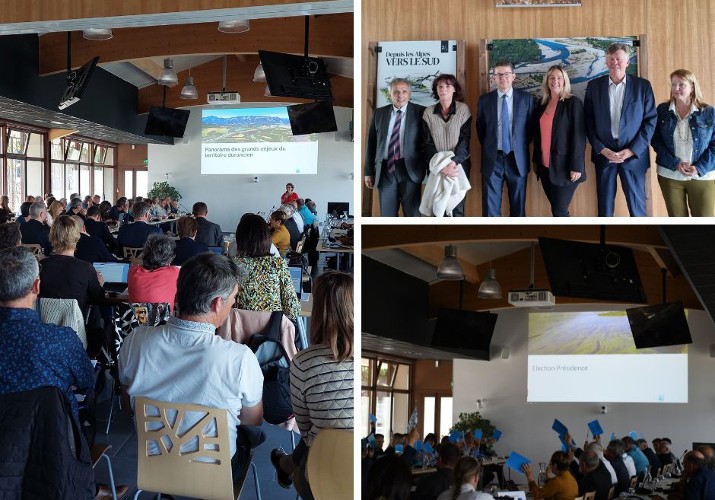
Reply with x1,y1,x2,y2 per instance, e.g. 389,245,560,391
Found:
58,56,99,110
144,106,190,138
287,100,337,135
539,237,647,303
627,302,692,349
432,309,498,360
258,50,333,101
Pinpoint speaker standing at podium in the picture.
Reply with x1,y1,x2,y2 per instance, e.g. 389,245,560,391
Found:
364,78,426,217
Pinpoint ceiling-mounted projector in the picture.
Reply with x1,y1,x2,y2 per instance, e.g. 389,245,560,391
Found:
207,91,241,105
508,289,555,308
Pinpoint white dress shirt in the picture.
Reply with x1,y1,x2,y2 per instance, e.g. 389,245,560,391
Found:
383,103,409,160
608,76,627,140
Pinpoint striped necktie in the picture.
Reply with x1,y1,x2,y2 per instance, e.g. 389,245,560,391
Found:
387,109,403,174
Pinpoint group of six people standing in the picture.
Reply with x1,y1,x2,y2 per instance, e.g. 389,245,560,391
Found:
364,42,715,217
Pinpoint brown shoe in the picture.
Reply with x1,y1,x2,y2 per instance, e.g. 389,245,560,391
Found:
95,484,129,500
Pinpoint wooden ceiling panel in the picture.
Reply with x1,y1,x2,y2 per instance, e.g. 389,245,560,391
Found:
39,14,353,75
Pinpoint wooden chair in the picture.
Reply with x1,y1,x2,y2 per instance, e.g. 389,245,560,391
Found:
133,396,260,500
583,491,596,500
607,486,615,499
574,497,584,500
122,246,143,266
22,243,44,260
91,444,118,500
306,429,353,500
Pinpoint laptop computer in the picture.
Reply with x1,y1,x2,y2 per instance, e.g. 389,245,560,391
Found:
93,262,130,294
288,265,303,300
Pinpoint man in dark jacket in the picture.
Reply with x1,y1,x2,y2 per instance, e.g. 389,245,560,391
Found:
85,206,119,254
412,442,460,500
19,201,52,255
578,450,612,500
192,201,224,247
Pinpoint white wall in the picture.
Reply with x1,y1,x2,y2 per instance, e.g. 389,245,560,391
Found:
147,104,354,231
453,304,715,466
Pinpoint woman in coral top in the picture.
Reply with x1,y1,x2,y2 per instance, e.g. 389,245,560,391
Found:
127,234,180,307
532,65,586,217
280,182,299,206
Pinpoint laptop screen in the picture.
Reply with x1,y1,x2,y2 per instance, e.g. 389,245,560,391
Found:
93,262,130,283
288,265,302,297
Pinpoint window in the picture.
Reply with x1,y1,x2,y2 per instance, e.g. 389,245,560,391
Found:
49,137,116,201
361,355,412,439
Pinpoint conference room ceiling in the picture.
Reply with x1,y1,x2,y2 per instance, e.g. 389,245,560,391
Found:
363,225,714,360
0,1,354,144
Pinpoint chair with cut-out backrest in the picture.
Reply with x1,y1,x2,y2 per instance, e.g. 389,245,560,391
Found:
305,428,354,500
22,243,45,260
132,396,259,500
122,247,143,266
583,491,596,500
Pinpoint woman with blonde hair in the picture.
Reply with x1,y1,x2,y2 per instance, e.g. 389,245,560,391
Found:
271,270,354,499
39,215,105,311
47,200,65,226
0,195,12,223
437,457,495,500
651,68,715,216
532,65,586,216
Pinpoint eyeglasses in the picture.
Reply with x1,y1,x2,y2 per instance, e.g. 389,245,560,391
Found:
494,72,514,79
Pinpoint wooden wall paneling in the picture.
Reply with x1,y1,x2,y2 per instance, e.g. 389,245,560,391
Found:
360,0,715,217
0,1,318,23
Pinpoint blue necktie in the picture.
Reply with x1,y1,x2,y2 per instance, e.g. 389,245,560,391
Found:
501,94,511,154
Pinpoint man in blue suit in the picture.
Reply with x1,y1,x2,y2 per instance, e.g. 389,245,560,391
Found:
477,60,535,217
364,78,426,217
116,201,161,254
584,43,657,217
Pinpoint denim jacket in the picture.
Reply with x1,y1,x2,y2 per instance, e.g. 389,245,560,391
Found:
651,102,715,176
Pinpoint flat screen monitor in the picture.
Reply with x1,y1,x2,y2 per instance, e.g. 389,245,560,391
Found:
258,50,333,100
287,101,337,135
58,56,99,110
539,237,647,303
431,308,498,360
144,106,190,138
626,302,692,349
288,265,303,298
327,202,349,216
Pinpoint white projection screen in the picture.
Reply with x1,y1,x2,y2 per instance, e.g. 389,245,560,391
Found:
527,311,688,403
201,107,318,175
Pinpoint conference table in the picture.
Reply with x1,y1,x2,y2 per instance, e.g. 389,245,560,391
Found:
317,219,353,271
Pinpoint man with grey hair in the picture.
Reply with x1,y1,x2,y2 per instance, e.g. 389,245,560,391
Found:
364,77,426,216
578,449,612,500
0,222,21,249
119,252,264,479
116,200,161,254
584,42,657,216
0,247,94,420
20,200,52,255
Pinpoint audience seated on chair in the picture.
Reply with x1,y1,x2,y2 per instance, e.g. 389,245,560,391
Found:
73,215,118,263
15,200,32,225
413,442,460,500
280,204,301,251
85,206,119,255
107,196,133,223
20,201,52,256
127,233,179,305
437,456,495,500
577,450,612,500
297,198,316,226
522,451,578,500
269,210,291,257
271,270,354,499
116,201,160,254
172,215,208,266
39,215,105,311
192,201,224,247
233,213,301,321
119,252,265,482
0,246,94,422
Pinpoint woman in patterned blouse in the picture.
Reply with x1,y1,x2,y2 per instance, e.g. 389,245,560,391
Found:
232,213,300,320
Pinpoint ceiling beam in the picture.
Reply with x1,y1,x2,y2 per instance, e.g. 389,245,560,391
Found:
129,58,164,81
136,54,353,111
401,244,481,285
362,225,669,251
39,14,353,75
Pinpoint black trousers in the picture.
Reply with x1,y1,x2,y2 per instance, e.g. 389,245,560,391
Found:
230,425,266,483
537,164,579,217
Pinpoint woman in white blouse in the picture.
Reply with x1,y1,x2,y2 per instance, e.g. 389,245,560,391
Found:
651,69,715,216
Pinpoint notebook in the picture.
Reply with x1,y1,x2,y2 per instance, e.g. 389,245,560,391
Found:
288,265,303,299
93,262,130,293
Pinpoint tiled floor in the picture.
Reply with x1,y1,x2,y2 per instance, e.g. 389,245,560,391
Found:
93,385,302,499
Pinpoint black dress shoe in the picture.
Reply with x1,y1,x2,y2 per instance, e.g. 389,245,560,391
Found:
271,448,293,488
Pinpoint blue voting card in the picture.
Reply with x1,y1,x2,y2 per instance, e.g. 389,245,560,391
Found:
492,429,503,441
610,432,617,441
413,440,423,451
473,429,483,440
506,451,530,473
630,431,638,440
588,419,604,437
552,418,568,437
395,443,404,454
449,430,462,443
424,442,434,453
369,413,377,423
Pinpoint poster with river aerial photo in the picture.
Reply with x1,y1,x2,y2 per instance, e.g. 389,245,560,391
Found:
487,36,638,101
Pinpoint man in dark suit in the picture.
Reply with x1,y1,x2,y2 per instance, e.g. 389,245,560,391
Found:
116,201,161,254
84,206,118,255
578,450,612,500
20,201,52,256
364,77,426,216
192,202,224,248
477,60,535,217
584,43,657,217
107,197,134,223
